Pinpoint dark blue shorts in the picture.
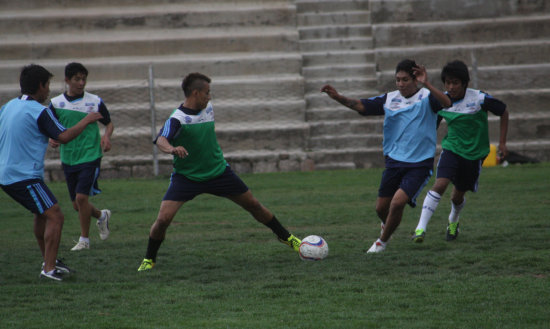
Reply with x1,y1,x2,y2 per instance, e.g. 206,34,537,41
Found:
436,149,483,192
379,166,433,207
1,179,58,214
163,166,249,202
62,158,102,201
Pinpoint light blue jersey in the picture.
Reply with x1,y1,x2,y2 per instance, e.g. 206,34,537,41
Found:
361,88,442,164
382,88,440,163
0,96,65,185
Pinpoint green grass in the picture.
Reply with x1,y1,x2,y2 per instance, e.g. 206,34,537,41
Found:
1,164,549,328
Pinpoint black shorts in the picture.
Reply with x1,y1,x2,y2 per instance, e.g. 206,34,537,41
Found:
1,179,58,214
436,149,483,192
62,158,102,201
163,166,249,202
378,166,433,207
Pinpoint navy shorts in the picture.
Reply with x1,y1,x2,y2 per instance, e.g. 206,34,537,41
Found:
1,179,58,214
378,166,433,207
436,149,483,192
62,158,102,201
163,166,249,202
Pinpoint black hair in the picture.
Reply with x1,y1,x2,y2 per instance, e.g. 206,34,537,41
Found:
20,64,53,95
65,62,88,79
181,72,211,97
441,60,470,86
395,59,419,79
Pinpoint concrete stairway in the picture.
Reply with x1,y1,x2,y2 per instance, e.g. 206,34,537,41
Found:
0,0,311,179
295,0,385,169
1,0,549,181
369,0,550,162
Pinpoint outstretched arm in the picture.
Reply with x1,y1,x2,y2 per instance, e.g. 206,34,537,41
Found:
413,66,452,108
321,84,366,113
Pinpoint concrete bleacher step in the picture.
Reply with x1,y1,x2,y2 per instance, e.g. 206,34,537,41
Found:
374,40,550,71
308,133,383,150
0,52,303,85
299,37,373,52
368,0,550,24
0,3,295,35
297,10,370,26
376,64,550,92
0,74,305,109
1,0,292,10
296,0,369,13
298,24,372,40
302,63,375,79
45,121,310,160
0,26,299,61
302,49,374,68
372,14,550,48
305,77,377,94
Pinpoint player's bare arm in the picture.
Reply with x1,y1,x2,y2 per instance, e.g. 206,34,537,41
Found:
101,122,114,152
57,112,103,144
157,136,188,158
413,66,452,108
321,84,365,113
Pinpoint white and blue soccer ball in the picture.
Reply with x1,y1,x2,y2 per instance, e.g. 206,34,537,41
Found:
299,235,329,261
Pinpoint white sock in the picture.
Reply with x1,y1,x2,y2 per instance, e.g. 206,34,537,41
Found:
79,236,90,243
98,210,106,222
416,190,441,231
449,199,466,223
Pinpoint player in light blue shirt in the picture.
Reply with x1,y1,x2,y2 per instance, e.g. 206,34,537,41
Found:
0,64,102,281
321,59,451,253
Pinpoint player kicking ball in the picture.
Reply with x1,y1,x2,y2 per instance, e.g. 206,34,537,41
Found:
138,72,301,271
412,60,508,242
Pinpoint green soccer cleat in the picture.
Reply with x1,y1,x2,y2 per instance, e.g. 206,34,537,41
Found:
411,229,426,243
279,234,301,252
446,222,459,241
138,258,155,272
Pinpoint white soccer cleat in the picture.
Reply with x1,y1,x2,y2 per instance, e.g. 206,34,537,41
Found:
97,209,111,240
71,240,90,251
367,240,386,253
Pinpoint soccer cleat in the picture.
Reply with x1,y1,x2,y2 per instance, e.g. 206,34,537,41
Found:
367,240,386,253
97,209,111,240
40,269,64,281
71,240,90,251
279,234,301,252
411,229,426,243
138,258,155,272
446,222,459,241
42,259,75,274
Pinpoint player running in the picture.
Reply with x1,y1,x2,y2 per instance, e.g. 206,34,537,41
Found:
322,59,451,253
49,62,114,251
0,64,102,281
412,60,509,242
137,72,301,271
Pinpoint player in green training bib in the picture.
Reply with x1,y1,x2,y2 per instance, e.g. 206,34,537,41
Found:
138,72,301,272
49,63,114,251
412,60,509,243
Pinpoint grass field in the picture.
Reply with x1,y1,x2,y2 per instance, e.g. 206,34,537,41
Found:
1,163,549,328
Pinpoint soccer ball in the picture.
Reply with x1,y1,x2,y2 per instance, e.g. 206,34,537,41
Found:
299,235,329,261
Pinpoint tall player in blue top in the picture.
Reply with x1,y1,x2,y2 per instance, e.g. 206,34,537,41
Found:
321,59,451,253
0,64,102,281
